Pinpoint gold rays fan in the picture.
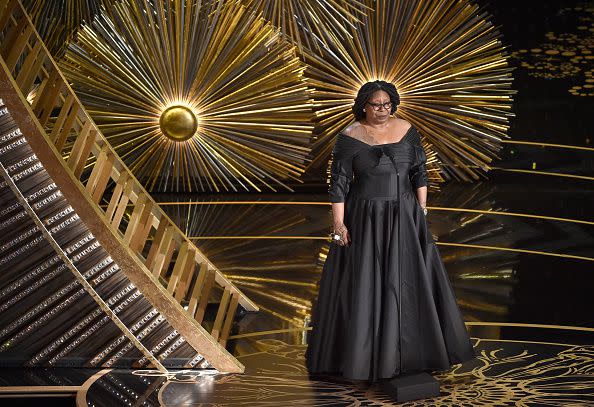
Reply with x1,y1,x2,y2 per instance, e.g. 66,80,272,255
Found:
240,0,370,52
59,0,314,192
303,0,516,186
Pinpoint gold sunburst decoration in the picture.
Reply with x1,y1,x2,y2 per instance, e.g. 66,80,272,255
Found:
303,0,516,185
59,0,314,192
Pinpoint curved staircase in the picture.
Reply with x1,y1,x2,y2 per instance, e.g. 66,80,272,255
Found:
0,0,257,373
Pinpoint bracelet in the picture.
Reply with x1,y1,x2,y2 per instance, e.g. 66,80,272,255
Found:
333,224,346,234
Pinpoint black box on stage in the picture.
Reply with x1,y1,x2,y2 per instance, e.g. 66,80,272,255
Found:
380,372,440,402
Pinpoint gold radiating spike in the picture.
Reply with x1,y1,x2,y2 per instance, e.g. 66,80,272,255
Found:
241,0,370,53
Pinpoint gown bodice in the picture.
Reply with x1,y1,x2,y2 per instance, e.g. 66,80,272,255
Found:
328,125,429,202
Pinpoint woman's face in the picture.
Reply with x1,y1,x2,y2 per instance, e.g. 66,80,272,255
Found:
364,90,392,123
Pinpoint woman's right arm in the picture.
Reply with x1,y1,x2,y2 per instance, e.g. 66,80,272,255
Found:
328,136,354,245
331,203,349,245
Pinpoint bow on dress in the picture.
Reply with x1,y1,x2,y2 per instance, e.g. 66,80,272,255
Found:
369,143,427,190
370,144,413,174
366,144,408,201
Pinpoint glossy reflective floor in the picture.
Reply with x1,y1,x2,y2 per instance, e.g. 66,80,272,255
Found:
81,338,594,406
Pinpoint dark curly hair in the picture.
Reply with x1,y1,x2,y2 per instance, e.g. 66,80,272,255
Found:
352,80,400,121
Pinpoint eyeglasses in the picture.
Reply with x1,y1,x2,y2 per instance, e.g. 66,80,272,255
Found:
366,101,392,111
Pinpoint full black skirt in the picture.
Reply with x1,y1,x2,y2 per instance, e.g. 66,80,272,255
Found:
305,191,476,382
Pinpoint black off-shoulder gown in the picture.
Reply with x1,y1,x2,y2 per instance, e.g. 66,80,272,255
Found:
305,125,476,382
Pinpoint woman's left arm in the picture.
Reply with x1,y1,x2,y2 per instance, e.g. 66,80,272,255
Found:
409,130,429,213
416,185,427,212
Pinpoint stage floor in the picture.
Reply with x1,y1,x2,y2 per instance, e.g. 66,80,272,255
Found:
2,172,594,406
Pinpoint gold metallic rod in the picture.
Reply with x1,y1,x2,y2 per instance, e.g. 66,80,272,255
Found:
141,202,594,227
465,321,594,333
225,276,316,288
501,139,594,152
186,236,330,239
435,241,594,262
457,165,594,181
227,321,594,340
473,338,581,348
183,237,594,262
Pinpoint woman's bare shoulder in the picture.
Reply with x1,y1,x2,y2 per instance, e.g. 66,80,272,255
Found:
341,121,364,137
334,123,366,158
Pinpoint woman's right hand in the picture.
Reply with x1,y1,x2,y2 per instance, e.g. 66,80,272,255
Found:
333,223,351,246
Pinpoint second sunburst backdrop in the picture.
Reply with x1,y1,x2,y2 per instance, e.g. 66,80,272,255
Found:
55,0,516,192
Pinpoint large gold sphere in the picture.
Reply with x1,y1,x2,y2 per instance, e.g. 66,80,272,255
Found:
159,105,198,142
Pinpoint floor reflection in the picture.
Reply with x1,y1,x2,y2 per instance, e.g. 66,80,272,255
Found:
83,338,594,406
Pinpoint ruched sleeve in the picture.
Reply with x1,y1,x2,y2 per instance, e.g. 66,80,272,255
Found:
328,134,355,203
409,129,429,189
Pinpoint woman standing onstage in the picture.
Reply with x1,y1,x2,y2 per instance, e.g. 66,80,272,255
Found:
305,80,476,383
